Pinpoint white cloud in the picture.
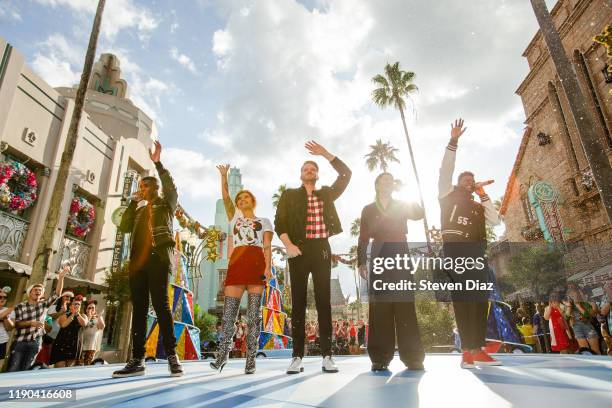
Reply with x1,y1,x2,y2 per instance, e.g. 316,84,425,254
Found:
0,1,22,21
36,0,159,41
31,34,82,87
163,148,218,200
170,47,198,74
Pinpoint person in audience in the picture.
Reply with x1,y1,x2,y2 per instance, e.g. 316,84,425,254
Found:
50,295,88,368
79,300,105,365
8,266,69,372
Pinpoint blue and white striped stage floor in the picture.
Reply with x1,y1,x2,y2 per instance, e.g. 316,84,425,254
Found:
1,354,610,407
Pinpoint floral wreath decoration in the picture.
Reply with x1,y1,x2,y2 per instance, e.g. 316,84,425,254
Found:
0,160,38,212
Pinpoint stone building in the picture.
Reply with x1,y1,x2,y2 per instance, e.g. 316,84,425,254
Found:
493,0,612,294
0,37,158,362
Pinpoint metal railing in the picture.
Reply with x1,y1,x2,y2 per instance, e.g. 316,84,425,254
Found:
59,235,92,279
0,210,30,262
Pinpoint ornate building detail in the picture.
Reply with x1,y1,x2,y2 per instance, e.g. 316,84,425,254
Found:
0,211,29,261
528,181,564,245
59,236,92,280
90,54,128,98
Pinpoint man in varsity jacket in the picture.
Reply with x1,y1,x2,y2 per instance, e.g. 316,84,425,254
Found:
275,140,351,374
438,118,502,369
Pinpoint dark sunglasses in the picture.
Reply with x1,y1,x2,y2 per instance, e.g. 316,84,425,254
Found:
0,296,7,299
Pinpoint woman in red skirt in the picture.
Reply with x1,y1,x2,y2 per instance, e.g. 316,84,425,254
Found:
211,164,273,374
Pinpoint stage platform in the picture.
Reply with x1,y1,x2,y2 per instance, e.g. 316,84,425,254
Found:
0,354,610,407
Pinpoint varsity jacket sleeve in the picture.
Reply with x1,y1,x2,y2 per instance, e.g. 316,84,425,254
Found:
156,161,178,214
328,157,352,201
119,199,137,234
357,206,370,268
274,190,289,238
438,138,457,199
480,194,501,226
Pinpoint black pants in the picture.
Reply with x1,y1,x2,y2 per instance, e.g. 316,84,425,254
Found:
129,252,176,359
368,300,424,366
443,243,491,351
452,301,488,350
288,239,332,358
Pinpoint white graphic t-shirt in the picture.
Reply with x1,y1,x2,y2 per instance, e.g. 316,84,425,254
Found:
231,211,273,248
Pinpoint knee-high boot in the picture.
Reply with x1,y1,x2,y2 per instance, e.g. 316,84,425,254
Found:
245,293,262,374
211,296,241,372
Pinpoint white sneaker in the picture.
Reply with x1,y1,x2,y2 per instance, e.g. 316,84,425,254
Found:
322,356,338,373
286,357,304,374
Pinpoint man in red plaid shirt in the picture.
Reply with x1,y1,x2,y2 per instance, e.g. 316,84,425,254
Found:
8,266,69,371
275,141,351,374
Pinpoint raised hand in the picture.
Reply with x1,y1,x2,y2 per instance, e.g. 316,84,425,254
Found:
58,265,70,279
450,118,467,140
474,179,494,197
305,140,333,160
216,164,230,177
150,140,162,163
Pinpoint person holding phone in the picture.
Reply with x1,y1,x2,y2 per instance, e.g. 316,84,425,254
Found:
50,295,88,368
80,301,105,365
210,164,273,374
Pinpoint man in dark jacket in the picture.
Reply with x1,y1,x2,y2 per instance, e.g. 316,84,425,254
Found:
275,140,351,374
112,141,183,378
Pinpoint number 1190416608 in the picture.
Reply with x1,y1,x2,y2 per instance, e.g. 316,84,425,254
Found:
3,388,76,401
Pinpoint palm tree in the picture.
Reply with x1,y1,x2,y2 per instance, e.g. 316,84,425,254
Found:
30,0,106,283
272,184,287,208
364,139,400,173
350,218,360,237
372,62,431,251
530,0,612,222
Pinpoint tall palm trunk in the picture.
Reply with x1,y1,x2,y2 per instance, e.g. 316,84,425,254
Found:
30,0,106,283
398,105,432,252
531,0,612,222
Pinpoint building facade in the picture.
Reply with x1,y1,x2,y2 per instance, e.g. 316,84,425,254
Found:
493,0,611,294
0,38,158,362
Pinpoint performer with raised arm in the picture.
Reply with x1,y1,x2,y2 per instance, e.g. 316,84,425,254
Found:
210,164,273,374
275,141,352,374
438,119,502,369
358,173,425,371
113,141,183,378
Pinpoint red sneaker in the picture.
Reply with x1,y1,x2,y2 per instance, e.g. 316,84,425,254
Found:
472,350,502,366
460,351,475,369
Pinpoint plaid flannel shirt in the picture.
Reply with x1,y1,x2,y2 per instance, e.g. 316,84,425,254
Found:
305,194,329,239
13,294,58,342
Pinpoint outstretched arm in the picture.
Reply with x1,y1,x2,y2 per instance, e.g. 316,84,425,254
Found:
305,141,352,201
439,119,466,198
151,141,178,213
216,164,235,220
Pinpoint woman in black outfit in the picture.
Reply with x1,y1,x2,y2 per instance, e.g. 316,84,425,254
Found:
50,295,88,367
357,173,425,371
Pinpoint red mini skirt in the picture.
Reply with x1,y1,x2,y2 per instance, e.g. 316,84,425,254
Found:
225,245,266,286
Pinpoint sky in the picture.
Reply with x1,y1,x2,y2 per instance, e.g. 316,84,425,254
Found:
0,0,558,299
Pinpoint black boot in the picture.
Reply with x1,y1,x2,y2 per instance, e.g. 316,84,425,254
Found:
112,358,145,378
167,354,184,377
210,296,241,373
245,293,262,374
